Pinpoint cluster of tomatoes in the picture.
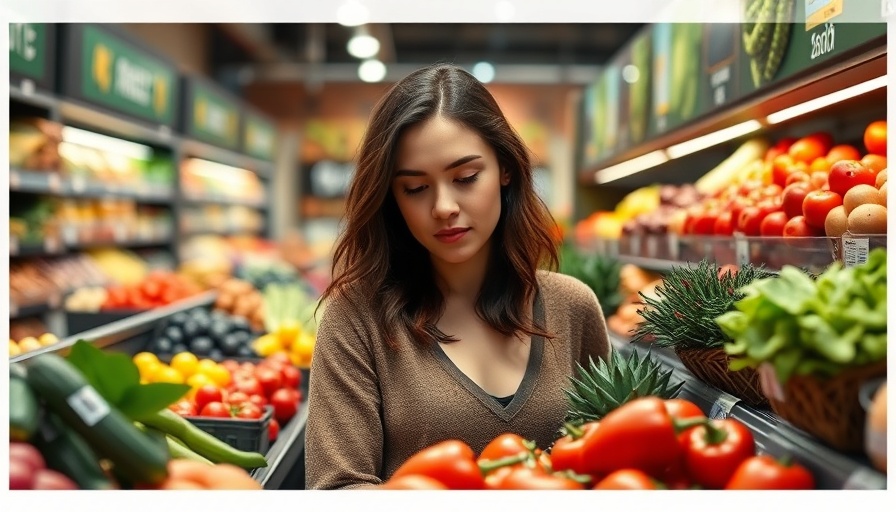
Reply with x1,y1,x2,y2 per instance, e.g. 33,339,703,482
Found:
683,121,887,238
104,271,203,311
168,354,303,443
380,397,815,490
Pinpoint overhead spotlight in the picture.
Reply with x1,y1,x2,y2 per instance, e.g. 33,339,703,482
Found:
337,1,370,27
358,59,387,83
348,33,380,59
472,62,495,83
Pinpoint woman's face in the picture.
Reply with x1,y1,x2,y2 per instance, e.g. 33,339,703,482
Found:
391,115,508,268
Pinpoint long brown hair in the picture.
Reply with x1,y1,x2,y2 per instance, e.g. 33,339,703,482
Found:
321,64,559,348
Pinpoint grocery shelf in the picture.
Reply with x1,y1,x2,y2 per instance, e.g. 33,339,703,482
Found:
9,168,175,204
9,237,66,258
180,139,274,179
10,84,59,111
252,401,309,489
9,234,172,258
181,226,265,237
609,334,886,490
59,99,179,149
182,195,269,209
10,298,59,320
68,236,173,250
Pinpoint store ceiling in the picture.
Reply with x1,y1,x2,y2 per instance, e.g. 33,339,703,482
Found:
213,23,645,85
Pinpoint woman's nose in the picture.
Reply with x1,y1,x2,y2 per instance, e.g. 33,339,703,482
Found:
432,186,460,219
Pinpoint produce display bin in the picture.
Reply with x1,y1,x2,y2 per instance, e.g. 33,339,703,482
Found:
66,309,145,338
186,405,274,455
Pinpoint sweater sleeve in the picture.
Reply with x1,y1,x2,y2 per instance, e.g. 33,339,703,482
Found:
304,294,384,489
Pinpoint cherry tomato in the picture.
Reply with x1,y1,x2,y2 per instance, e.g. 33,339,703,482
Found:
759,211,788,237
235,377,265,397
594,469,662,490
771,154,797,187
864,120,887,156
783,216,823,238
200,401,232,418
248,394,268,408
828,160,877,197
802,189,843,229
235,402,264,420
194,385,223,415
693,210,720,236
268,418,280,442
169,399,197,417
270,388,299,423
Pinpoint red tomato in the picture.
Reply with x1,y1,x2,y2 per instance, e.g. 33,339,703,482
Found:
783,216,823,237
760,184,783,199
713,211,735,236
738,200,778,236
827,144,862,163
771,154,797,187
782,183,811,219
220,360,240,373
693,210,720,236
594,469,661,490
235,377,265,397
226,391,250,407
235,402,264,420
807,171,828,190
478,433,531,463
194,385,223,414
248,394,268,408
268,418,280,442
254,367,283,397
664,398,705,420
827,160,877,197
784,170,810,187
724,455,815,490
864,120,887,156
200,401,232,418
280,365,301,389
759,211,788,237
270,388,300,423
168,399,197,417
802,190,843,228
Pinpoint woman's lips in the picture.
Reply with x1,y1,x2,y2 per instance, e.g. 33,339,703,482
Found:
435,228,470,243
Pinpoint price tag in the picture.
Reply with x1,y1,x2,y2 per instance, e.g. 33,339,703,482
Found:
44,237,61,253
735,238,750,266
842,237,869,267
62,225,78,245
10,170,22,189
645,236,658,258
20,79,36,96
10,236,20,255
707,393,740,420
758,363,785,403
70,176,87,193
66,386,111,427
666,233,679,261
47,173,62,193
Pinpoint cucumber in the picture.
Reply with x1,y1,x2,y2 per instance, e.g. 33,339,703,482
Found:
9,363,39,442
33,410,117,490
24,353,170,486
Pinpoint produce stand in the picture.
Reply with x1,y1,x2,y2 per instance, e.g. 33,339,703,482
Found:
610,334,886,490
9,292,311,489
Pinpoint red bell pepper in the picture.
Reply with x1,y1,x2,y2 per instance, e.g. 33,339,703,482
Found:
724,454,815,490
580,396,706,478
680,418,756,489
549,421,600,475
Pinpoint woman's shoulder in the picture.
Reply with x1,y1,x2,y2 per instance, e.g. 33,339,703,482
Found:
536,270,599,307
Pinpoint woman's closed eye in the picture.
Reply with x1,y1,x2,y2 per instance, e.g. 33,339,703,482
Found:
401,172,480,195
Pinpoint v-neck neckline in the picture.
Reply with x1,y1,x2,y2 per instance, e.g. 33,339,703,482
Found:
430,287,545,422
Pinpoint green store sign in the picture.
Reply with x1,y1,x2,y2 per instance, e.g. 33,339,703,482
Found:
243,112,277,160
9,23,47,81
187,82,241,149
80,25,177,125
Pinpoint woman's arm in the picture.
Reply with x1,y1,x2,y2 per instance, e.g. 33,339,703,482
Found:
304,295,385,489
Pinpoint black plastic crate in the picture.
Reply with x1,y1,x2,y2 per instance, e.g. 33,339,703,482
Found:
186,405,274,454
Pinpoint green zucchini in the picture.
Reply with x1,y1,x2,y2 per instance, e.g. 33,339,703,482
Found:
9,364,40,442
33,410,117,490
24,353,170,486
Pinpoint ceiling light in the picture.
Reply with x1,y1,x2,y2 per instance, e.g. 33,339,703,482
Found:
766,75,888,124
337,1,370,27
348,33,380,59
472,62,495,83
358,59,387,83
666,120,763,159
594,150,670,184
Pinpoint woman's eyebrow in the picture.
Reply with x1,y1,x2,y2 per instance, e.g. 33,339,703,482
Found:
395,155,482,177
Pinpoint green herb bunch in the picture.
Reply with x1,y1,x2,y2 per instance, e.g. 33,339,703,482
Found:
558,244,623,315
630,260,776,349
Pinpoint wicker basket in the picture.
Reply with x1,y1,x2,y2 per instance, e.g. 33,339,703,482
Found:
764,361,887,453
674,347,769,408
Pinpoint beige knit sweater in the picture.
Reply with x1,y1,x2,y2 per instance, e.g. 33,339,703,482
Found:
304,270,611,489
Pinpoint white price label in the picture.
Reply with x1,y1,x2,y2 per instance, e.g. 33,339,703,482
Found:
735,238,750,266
62,226,78,245
842,237,869,267
707,393,740,420
20,79,36,96
10,170,22,189
66,386,111,427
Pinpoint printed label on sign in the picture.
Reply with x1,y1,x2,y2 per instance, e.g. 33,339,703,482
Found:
806,0,843,30
10,170,21,189
66,386,110,427
735,238,750,266
66,386,111,427
758,363,786,403
842,237,869,267
707,392,740,420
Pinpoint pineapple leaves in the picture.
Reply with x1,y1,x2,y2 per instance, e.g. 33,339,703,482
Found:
563,347,684,425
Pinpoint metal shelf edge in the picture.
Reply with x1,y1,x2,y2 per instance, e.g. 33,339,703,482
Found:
253,404,310,489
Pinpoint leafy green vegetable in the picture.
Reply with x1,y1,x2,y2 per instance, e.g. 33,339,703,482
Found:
716,249,887,382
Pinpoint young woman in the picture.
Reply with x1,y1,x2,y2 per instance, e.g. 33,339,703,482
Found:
304,64,610,489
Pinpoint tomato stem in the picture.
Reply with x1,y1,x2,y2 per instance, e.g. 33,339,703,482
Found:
671,416,709,433
477,452,531,474
701,420,729,445
563,422,585,440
